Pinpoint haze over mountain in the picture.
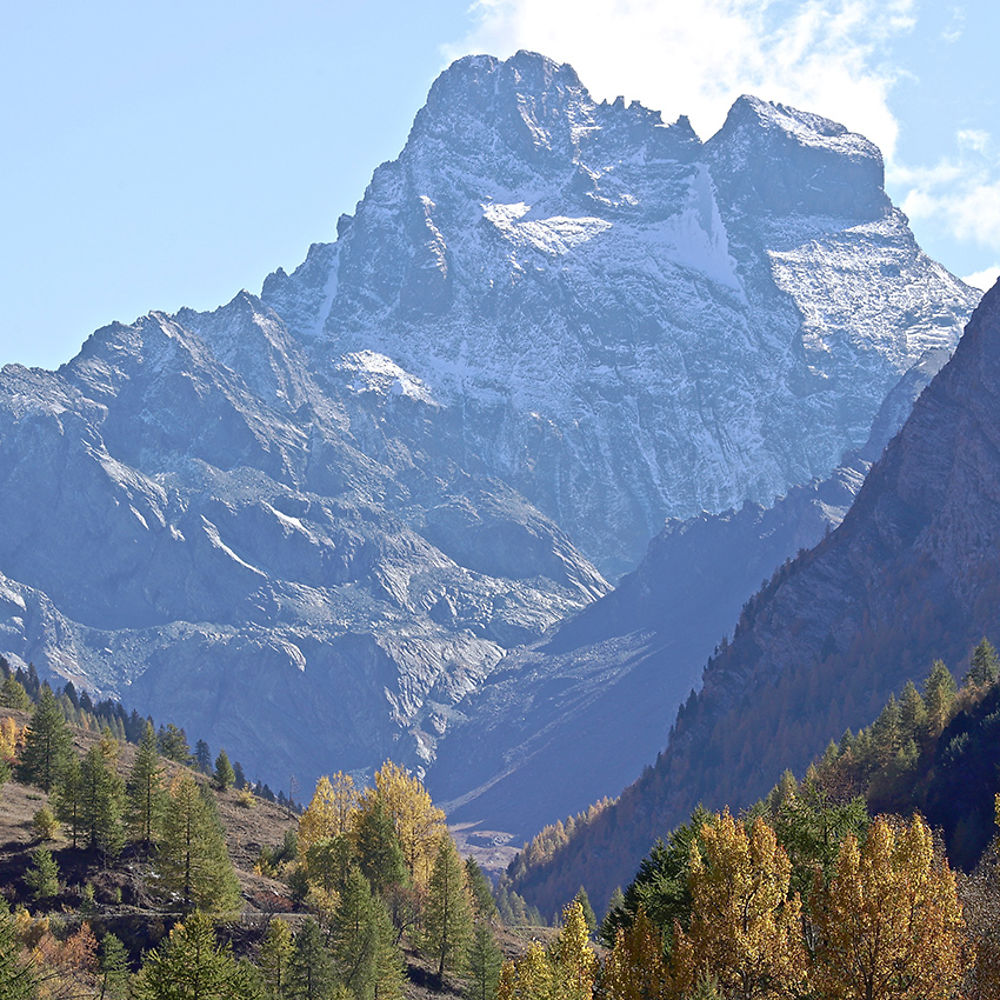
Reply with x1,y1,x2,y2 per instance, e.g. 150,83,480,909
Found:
510,279,1000,916
0,52,978,809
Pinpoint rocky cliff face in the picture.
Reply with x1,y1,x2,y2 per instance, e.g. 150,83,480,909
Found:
510,281,1000,915
426,343,953,839
0,51,977,803
0,295,606,783
265,56,975,576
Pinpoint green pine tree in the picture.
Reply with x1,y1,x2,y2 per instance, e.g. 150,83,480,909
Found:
81,740,127,857
289,917,336,1000
17,685,72,792
158,776,241,914
305,835,353,895
924,660,958,738
465,923,502,1000
213,750,235,791
25,847,60,901
54,752,85,848
356,799,408,897
259,919,294,1000
966,637,1000,687
99,932,131,1000
134,910,255,1000
465,858,499,923
158,724,190,763
195,740,212,774
0,675,30,710
331,866,377,997
370,895,405,1000
423,837,473,981
128,721,165,847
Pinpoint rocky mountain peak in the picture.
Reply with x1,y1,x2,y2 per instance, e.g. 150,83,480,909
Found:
706,94,888,218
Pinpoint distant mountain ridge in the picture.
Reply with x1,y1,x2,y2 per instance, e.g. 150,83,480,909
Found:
509,279,1000,915
0,51,978,807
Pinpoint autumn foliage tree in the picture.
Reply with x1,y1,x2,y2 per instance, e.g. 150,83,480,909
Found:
812,814,967,1000
363,762,447,891
668,811,806,1000
601,907,668,1000
299,772,359,855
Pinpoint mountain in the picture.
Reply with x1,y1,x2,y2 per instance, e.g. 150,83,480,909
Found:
426,346,952,840
262,55,975,577
0,51,977,802
0,299,607,785
509,280,1000,915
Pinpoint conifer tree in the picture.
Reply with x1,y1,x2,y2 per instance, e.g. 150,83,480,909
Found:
305,835,353,896
331,866,377,994
134,911,254,1000
25,847,60,901
465,923,503,1000
233,761,247,790
17,685,72,792
157,724,190,762
55,752,85,849
259,919,294,1000
99,932,131,1000
214,750,235,791
898,681,927,742
128,721,165,847
81,741,126,858
195,740,212,774
0,675,30,710
966,637,1000,688
924,660,957,738
158,775,241,913
356,799,408,897
371,895,405,1000
289,918,336,1000
423,836,473,981
465,858,499,923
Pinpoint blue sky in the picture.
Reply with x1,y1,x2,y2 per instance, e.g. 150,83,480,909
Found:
2,0,998,370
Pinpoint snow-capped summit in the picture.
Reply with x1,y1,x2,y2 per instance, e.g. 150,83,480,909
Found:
265,51,977,574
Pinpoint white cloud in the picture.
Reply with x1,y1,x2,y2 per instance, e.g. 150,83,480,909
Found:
941,6,966,43
897,156,1000,250
445,0,916,156
957,128,990,154
961,265,1000,291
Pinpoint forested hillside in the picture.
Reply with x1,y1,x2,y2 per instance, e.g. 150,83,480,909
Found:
7,635,1000,997
500,280,1000,915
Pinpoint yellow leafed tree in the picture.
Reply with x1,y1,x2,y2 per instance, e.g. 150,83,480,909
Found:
668,811,806,1000
299,771,359,855
812,814,967,1000
602,907,668,1000
359,761,446,890
552,900,599,1000
497,943,557,1000
0,716,26,761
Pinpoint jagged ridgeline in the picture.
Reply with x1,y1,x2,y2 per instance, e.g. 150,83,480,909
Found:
0,50,978,817
506,280,1000,917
